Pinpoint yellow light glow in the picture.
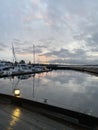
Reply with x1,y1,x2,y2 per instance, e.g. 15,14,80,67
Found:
9,108,21,127
13,108,21,117
14,89,20,97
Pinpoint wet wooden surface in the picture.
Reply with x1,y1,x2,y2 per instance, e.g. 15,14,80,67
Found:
0,101,66,130
0,96,91,130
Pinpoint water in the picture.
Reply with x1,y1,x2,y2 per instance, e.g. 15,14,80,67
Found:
0,70,98,117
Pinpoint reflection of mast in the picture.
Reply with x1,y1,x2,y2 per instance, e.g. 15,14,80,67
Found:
37,73,41,88
11,78,20,97
32,75,35,98
12,42,17,63
14,79,20,89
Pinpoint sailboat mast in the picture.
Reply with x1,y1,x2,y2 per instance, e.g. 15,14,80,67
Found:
33,44,35,64
12,43,17,63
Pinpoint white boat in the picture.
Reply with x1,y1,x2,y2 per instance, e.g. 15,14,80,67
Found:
4,63,32,75
3,44,46,76
0,61,13,75
15,64,32,72
9,43,33,74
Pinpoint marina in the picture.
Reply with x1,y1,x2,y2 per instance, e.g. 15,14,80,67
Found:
0,70,98,129
0,59,98,129
0,0,98,129
0,60,51,78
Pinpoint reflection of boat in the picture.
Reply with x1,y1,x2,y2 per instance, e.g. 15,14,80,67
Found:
32,75,35,98
0,69,3,75
11,64,32,73
18,74,31,80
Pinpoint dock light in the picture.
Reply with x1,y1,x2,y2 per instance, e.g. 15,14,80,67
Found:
13,89,20,97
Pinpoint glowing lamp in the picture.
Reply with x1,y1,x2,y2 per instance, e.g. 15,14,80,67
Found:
14,89,20,97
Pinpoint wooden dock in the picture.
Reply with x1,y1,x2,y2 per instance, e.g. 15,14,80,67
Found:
0,93,97,129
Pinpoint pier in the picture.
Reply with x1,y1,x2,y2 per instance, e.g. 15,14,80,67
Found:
0,93,97,130
44,64,98,75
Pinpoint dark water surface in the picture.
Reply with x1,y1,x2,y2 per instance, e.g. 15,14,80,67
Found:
0,70,98,117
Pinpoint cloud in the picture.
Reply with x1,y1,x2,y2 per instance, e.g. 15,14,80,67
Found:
0,0,98,63
44,48,87,58
42,48,89,64
43,0,95,29
0,42,8,51
12,40,47,56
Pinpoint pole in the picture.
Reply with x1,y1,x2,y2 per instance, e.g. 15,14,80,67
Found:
12,42,17,63
33,45,35,64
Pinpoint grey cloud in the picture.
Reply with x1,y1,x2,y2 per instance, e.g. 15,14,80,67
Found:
44,0,98,30
14,43,47,54
74,26,98,51
10,38,53,55
0,42,8,51
22,47,43,54
0,42,8,48
0,0,98,63
86,32,98,47
50,58,98,65
0,48,4,51
43,48,90,64
73,9,98,54
44,48,87,58
44,48,71,57
43,47,98,64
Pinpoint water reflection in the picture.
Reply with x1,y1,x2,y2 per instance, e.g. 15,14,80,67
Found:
32,75,35,98
11,78,20,97
17,74,32,80
0,70,98,117
8,108,21,130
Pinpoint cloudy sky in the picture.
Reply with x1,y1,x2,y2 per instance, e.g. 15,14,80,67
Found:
0,0,98,64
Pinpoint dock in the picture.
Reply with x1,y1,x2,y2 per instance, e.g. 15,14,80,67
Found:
46,64,98,75
0,93,97,130
0,94,66,130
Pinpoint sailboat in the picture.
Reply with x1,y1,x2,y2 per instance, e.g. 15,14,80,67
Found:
12,43,33,73
32,44,44,72
4,43,32,75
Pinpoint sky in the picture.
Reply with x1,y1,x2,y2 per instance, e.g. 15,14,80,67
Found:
0,0,98,64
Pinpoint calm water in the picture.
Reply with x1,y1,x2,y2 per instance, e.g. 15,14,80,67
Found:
0,70,98,117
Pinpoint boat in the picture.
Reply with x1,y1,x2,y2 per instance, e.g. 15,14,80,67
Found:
4,44,33,75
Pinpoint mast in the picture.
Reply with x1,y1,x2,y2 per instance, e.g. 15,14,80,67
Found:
12,42,17,63
33,44,35,64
